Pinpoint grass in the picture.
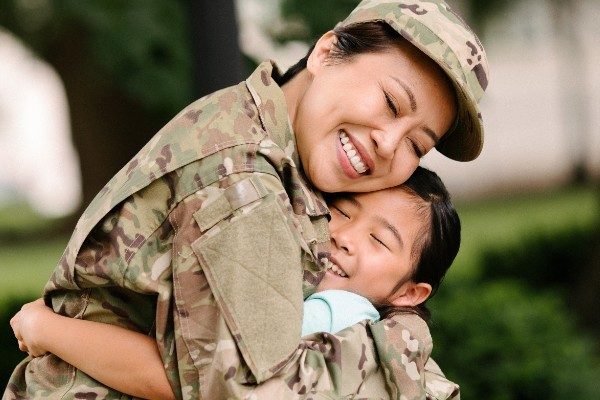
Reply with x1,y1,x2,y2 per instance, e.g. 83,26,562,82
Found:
450,185,598,281
0,237,68,301
0,202,63,235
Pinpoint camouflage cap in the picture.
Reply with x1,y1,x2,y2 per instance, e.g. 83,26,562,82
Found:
340,0,489,161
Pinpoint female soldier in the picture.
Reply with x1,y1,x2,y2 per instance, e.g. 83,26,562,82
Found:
5,1,488,399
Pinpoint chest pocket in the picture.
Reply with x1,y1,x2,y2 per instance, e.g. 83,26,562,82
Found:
190,176,303,383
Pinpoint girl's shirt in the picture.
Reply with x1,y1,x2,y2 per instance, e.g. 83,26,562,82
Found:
302,290,380,336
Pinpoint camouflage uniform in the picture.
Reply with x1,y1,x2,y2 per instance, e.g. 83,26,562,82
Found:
4,0,491,398
3,60,456,400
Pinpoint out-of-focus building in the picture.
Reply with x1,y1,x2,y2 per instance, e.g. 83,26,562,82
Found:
0,30,81,216
421,0,600,199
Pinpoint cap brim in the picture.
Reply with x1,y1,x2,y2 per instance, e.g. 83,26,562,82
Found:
434,76,484,162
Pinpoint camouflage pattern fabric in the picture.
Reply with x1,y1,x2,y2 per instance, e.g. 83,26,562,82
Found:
3,61,459,399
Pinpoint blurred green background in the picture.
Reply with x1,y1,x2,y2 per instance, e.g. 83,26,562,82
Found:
1,0,599,399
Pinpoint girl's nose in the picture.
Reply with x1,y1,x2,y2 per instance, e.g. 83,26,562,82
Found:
330,228,352,255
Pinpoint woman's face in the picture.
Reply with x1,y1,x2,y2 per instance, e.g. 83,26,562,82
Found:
291,33,456,193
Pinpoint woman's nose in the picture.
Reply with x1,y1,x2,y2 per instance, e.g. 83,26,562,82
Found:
372,127,403,159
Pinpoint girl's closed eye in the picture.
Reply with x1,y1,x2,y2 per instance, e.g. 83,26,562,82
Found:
332,205,350,219
370,233,390,250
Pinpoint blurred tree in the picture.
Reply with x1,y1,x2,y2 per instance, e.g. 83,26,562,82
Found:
0,0,192,217
0,0,243,218
186,0,244,97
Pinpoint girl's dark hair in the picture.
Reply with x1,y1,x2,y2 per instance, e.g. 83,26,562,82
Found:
275,21,407,86
378,166,461,322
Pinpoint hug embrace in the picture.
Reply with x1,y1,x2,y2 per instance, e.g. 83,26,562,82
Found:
5,1,489,399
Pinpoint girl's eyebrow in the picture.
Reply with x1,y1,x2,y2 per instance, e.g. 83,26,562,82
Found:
374,215,404,249
344,195,404,249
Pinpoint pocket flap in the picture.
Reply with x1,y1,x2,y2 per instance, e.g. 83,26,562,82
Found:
192,194,303,382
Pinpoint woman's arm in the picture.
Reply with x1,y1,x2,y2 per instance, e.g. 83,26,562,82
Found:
11,299,175,400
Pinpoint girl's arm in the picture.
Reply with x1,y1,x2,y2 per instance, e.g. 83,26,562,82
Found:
10,299,175,400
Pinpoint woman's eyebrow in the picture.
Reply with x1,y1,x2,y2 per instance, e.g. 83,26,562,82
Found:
391,76,440,144
391,76,416,112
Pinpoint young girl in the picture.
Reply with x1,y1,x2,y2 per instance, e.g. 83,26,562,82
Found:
11,166,460,400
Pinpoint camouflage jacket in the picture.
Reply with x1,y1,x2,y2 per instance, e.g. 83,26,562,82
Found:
4,62,459,400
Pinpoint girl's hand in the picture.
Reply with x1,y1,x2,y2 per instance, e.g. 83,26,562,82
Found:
10,298,55,357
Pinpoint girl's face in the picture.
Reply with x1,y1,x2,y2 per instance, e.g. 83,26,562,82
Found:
291,32,456,193
317,189,431,307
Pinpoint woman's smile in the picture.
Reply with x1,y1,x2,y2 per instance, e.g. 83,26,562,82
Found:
336,130,373,178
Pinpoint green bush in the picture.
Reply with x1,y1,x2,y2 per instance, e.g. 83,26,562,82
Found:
430,280,600,399
428,218,600,399
479,223,598,289
0,297,36,390
480,222,600,334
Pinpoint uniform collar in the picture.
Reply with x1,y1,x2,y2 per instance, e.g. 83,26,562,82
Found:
245,61,298,167
246,61,329,217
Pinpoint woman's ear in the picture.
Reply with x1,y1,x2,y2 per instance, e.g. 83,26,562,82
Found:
306,31,338,75
387,282,432,308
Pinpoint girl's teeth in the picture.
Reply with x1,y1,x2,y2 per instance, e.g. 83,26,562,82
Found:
341,137,350,144
321,257,348,277
347,149,357,158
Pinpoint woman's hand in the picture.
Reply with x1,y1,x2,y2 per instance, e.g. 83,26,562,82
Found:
10,298,55,357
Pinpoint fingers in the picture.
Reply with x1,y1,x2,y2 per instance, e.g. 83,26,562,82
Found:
10,314,22,340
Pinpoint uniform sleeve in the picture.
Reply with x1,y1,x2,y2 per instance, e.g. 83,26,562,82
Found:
243,316,434,399
7,175,178,400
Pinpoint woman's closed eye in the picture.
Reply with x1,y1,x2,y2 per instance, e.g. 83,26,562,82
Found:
383,90,398,118
408,138,424,158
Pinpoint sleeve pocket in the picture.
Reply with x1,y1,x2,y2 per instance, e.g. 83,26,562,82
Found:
191,193,303,382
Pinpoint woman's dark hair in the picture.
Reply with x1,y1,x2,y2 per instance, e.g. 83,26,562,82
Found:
275,21,407,86
378,166,461,322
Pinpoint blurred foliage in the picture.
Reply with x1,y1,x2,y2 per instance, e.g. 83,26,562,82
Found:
0,0,193,115
0,298,36,390
0,236,67,299
427,184,600,398
0,203,59,236
480,223,597,290
279,0,357,42
431,279,600,399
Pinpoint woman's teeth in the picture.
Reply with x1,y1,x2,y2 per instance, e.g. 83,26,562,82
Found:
339,131,368,174
320,258,348,278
